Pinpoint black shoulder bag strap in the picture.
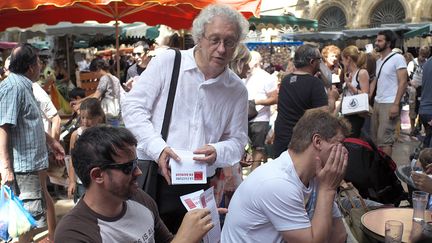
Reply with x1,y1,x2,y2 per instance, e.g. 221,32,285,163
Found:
142,48,181,200
371,52,397,104
376,52,397,82
161,48,181,140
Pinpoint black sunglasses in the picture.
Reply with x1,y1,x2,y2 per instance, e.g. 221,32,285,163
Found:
100,158,138,175
133,49,149,57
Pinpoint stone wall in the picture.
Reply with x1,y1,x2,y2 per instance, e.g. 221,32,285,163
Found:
282,0,432,29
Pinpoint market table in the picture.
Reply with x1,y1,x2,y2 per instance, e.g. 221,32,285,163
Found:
361,208,432,242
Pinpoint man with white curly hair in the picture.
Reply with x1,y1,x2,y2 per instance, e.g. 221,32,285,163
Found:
122,4,249,233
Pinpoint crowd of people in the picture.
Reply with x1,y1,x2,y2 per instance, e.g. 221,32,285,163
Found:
2,3,432,243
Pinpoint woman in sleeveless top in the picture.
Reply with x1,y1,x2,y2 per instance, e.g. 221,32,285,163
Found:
341,45,370,138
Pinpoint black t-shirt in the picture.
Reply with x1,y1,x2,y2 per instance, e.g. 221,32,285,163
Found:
273,73,328,157
137,65,146,75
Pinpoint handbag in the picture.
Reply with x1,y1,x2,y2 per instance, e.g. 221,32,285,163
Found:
141,48,181,200
337,181,382,243
341,93,370,115
341,71,370,116
100,74,121,118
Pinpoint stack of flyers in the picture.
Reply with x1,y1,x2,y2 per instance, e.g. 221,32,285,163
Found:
180,187,221,243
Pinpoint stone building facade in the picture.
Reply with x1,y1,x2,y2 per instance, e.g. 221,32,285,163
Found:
283,0,432,30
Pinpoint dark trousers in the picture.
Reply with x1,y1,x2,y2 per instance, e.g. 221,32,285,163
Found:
420,114,432,148
156,174,210,234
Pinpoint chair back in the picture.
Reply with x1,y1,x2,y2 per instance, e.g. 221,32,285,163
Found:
76,71,99,96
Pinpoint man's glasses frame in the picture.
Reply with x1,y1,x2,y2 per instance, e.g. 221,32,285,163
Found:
311,57,322,63
99,158,138,175
203,35,237,49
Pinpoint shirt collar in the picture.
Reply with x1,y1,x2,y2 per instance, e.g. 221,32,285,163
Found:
183,46,232,85
181,46,198,72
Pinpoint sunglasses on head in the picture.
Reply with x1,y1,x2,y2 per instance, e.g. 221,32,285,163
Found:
133,49,149,57
100,158,138,175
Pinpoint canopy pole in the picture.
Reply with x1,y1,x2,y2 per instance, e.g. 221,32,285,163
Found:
114,2,120,77
66,35,71,85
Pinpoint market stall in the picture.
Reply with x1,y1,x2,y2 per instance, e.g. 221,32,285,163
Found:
246,41,303,71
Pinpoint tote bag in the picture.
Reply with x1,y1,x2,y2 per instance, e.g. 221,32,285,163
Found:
100,75,121,118
341,93,369,115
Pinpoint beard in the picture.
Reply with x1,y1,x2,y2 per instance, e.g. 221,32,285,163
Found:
107,171,138,200
374,45,386,53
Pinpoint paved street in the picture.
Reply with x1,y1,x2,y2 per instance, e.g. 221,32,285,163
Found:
42,123,424,242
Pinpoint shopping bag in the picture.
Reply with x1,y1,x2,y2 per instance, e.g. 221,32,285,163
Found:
341,93,369,115
0,186,9,241
101,97,121,118
3,185,37,238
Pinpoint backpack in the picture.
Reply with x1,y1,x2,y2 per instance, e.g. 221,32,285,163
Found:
343,137,405,206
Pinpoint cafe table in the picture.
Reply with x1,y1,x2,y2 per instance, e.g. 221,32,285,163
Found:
361,208,432,242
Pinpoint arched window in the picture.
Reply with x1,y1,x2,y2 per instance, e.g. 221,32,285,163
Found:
318,6,347,31
370,0,405,27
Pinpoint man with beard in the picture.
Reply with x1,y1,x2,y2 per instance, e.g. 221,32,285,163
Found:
369,30,407,156
54,126,214,243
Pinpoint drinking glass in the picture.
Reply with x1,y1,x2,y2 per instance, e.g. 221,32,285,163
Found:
385,220,403,243
412,191,429,222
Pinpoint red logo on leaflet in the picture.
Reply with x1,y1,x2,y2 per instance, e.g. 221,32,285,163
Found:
185,199,196,209
194,171,203,180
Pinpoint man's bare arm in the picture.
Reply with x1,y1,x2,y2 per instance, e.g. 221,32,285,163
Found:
255,90,278,106
50,114,61,141
0,124,14,184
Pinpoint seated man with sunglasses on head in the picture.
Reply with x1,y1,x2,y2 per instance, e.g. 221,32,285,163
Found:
55,126,214,243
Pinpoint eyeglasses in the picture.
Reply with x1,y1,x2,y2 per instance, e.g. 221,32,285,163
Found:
203,35,237,49
100,158,138,175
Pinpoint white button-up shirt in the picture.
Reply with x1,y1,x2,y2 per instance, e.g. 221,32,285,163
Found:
122,47,248,177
